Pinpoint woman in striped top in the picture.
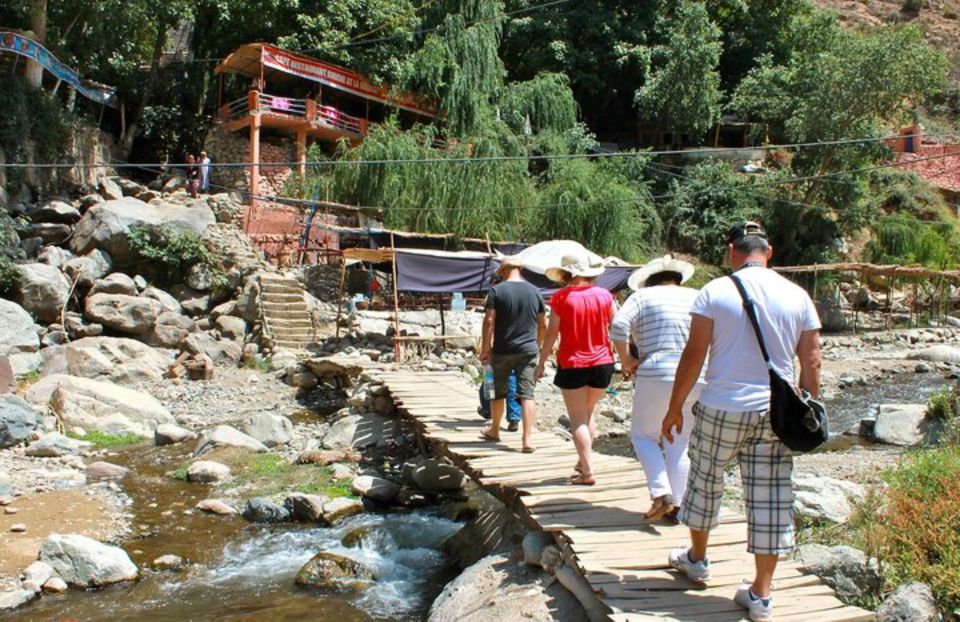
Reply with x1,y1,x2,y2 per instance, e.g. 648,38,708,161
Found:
611,255,705,521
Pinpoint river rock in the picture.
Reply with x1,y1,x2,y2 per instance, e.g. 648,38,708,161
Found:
284,493,328,522
216,315,247,341
24,433,85,457
42,375,174,437
0,589,37,611
86,461,130,481
151,554,185,571
146,312,193,349
71,197,215,265
142,287,182,313
21,223,72,246
876,582,938,622
907,345,960,365
351,475,399,503
194,425,268,456
42,577,67,593
297,449,358,466
195,498,237,515
295,552,371,590
84,293,163,335
241,413,293,448
181,332,241,364
21,561,55,586
31,199,81,224
872,404,927,446
242,497,289,523
797,544,881,601
522,531,556,568
0,299,41,375
89,273,138,296
37,245,72,269
12,263,71,323
186,263,214,291
187,460,231,483
322,497,364,525
412,458,465,493
39,534,139,587
0,395,39,449
40,337,172,385
9,523,26,533
322,413,393,451
155,423,197,446
792,473,865,523
99,177,123,201
64,249,113,288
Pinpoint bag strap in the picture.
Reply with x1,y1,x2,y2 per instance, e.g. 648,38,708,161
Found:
729,275,773,370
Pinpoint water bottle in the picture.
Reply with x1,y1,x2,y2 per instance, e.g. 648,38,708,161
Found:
482,364,496,400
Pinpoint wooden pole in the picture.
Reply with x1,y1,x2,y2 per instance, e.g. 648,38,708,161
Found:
439,294,446,341
249,113,261,207
335,257,348,339
391,236,401,362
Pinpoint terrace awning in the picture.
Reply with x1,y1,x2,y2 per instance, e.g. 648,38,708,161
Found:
215,43,436,118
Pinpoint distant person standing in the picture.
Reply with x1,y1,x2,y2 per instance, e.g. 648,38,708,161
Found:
535,253,615,485
200,151,211,193
480,256,547,453
611,255,703,522
186,154,200,199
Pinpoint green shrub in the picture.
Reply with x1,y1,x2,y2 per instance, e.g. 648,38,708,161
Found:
927,385,960,422
0,76,71,190
902,0,926,12
128,225,225,287
0,254,17,296
68,430,146,449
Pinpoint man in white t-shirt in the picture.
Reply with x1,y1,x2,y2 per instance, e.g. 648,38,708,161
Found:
661,221,822,622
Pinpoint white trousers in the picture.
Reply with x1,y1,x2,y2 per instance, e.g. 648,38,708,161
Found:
630,376,702,503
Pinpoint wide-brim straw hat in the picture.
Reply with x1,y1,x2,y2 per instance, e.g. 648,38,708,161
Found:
628,254,695,290
545,253,606,283
496,255,524,273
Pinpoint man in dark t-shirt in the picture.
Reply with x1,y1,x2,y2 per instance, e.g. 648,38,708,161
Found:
480,257,547,452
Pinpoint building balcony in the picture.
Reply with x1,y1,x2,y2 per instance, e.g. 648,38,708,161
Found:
218,90,368,143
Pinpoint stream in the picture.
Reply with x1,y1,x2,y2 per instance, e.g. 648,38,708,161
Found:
2,442,462,622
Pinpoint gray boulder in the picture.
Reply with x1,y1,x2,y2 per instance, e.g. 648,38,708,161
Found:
146,312,194,349
873,404,928,447
186,263,214,291
40,534,138,587
907,346,960,365
351,475,399,503
31,199,81,224
86,461,130,481
70,197,215,265
0,395,39,448
21,561,55,586
876,582,939,622
113,177,145,197
242,413,293,448
412,458,465,493
24,433,86,457
12,263,71,323
242,498,289,523
322,497,364,525
98,177,123,201
194,425,268,456
187,460,231,483
89,273,138,296
216,315,247,341
40,337,172,385
0,589,37,611
155,423,197,446
195,499,237,515
181,332,241,364
142,287,182,313
295,552,371,590
0,299,41,374
64,249,112,288
797,544,881,602
21,223,72,245
37,245,73,269
793,473,865,523
284,493,328,522
84,293,163,335
322,413,393,451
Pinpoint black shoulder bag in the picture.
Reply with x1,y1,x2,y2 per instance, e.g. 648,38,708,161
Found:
729,275,828,453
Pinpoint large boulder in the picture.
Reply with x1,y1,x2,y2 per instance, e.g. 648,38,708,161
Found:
412,458,466,493
194,425,268,456
39,534,138,587
37,245,73,269
146,312,193,349
322,497,364,525
216,315,247,341
154,423,197,446
98,177,123,201
241,413,293,448
0,589,37,611
70,197,215,265
351,475,399,503
142,287,182,313
873,404,928,446
876,582,938,622
0,395,39,449
181,332,242,364
84,293,163,335
89,273,138,297
242,498,289,523
797,544,881,602
40,337,172,385
12,263,71,323
32,374,173,437
20,223,72,245
792,473,865,523
24,432,86,457
295,552,371,590
30,199,81,224
322,413,394,451
284,493,328,522
64,249,112,288
907,346,960,365
187,460,232,483
0,299,41,375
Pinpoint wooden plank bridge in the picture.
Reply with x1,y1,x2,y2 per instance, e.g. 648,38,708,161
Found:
373,367,874,622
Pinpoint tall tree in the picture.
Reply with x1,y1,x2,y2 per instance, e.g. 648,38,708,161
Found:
634,1,723,147
25,0,47,88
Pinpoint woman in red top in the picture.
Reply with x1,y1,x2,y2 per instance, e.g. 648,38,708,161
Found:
535,253,616,485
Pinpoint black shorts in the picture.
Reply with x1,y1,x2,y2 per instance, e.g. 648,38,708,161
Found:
553,364,615,390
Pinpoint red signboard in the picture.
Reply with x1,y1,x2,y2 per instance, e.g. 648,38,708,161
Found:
260,45,436,118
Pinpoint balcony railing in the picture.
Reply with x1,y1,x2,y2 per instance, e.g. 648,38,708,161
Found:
219,91,367,139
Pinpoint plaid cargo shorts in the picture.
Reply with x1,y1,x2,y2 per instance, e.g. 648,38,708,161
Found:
678,402,795,555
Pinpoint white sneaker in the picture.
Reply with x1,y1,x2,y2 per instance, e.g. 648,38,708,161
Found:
734,581,774,622
667,547,710,584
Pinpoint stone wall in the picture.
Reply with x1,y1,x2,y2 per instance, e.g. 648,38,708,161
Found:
203,125,295,200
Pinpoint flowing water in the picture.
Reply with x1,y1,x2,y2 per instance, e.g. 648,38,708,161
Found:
2,442,463,622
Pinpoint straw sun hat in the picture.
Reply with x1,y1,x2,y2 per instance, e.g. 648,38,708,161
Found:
627,254,695,290
545,253,606,283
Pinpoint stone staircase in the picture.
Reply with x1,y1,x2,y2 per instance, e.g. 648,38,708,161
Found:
203,223,270,275
259,273,317,350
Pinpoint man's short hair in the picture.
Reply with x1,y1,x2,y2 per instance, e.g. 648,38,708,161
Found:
727,221,770,254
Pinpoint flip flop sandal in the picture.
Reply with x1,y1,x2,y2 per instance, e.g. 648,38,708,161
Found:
569,473,596,486
480,429,501,442
521,446,536,454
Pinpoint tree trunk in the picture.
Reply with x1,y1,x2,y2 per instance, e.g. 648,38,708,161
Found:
120,20,167,159
25,0,47,88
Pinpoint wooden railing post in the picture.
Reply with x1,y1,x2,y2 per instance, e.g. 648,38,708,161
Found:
247,90,260,114
305,99,317,122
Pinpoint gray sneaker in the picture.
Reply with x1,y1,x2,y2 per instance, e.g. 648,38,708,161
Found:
734,581,773,622
667,547,710,584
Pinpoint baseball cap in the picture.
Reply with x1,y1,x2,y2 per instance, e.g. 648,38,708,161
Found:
727,221,768,244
